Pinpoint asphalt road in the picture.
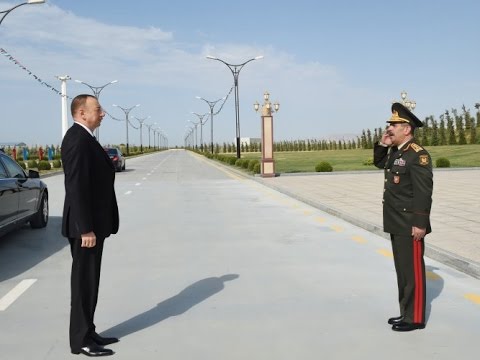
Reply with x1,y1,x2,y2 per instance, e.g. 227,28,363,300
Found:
0,150,479,360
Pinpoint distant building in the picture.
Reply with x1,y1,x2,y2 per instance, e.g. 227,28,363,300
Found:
239,137,261,146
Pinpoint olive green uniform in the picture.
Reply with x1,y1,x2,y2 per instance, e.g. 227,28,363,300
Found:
374,139,433,324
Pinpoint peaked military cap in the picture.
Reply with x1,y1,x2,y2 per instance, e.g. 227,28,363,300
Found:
387,102,423,128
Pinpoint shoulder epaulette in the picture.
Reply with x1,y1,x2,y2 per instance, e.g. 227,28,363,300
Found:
409,143,423,153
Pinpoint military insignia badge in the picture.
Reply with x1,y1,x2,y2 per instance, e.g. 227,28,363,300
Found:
419,155,429,165
393,158,406,166
393,175,400,184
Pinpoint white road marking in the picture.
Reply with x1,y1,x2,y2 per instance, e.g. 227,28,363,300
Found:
0,279,37,311
142,177,147,180
125,190,133,195
135,183,141,186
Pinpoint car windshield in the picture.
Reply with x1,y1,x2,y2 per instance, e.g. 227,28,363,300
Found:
106,149,118,155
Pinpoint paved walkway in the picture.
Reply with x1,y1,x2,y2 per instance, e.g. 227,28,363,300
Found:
253,168,480,279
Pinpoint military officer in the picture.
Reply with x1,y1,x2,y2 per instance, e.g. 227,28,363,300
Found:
373,102,433,332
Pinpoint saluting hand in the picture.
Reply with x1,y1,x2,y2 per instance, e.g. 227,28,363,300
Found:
381,131,393,146
81,231,97,248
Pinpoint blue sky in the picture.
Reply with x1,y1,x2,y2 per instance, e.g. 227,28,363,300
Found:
1,0,479,147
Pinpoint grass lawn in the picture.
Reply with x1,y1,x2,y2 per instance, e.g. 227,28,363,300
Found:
237,144,480,173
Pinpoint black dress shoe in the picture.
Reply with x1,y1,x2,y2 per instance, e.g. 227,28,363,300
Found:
91,332,119,346
72,344,114,357
392,322,426,332
388,316,404,325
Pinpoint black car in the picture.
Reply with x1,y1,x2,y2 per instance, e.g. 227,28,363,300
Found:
0,150,49,238
105,148,126,172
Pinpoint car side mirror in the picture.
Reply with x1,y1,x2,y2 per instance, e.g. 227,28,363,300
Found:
28,170,40,179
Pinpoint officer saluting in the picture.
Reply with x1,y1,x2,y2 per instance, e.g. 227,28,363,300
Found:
374,102,433,332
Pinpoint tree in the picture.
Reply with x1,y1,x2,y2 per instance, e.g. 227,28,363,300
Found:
439,115,447,145
430,120,439,146
446,110,456,145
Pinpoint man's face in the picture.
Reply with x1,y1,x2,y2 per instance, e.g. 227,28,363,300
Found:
82,97,105,130
386,123,410,146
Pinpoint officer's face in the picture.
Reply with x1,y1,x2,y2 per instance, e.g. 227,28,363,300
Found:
386,123,410,145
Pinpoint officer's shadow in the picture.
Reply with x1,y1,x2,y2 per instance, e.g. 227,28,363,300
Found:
103,274,239,338
425,265,444,322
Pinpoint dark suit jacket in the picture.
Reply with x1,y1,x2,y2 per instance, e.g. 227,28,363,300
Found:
61,123,119,239
373,139,433,236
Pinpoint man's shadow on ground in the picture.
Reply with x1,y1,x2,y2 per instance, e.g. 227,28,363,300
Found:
103,274,239,338
425,265,444,322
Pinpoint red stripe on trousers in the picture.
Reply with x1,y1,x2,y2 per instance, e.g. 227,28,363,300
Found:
413,241,423,323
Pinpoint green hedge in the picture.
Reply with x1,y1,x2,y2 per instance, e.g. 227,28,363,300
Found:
315,161,333,172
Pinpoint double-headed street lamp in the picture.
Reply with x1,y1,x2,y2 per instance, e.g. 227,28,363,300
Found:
135,116,150,153
144,122,156,149
196,96,226,154
76,79,118,140
0,0,45,26
191,112,208,152
206,55,263,158
185,126,194,149
187,120,199,149
112,104,140,155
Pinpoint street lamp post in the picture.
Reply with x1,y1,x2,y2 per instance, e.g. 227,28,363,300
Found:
75,79,118,140
254,91,280,177
185,126,194,149
399,90,416,112
207,55,263,158
187,120,199,149
0,0,45,26
144,123,156,149
56,75,71,139
112,104,140,156
191,112,208,152
196,96,225,154
135,116,150,153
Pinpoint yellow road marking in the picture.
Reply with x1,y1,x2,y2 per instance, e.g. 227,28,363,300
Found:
351,235,367,244
464,293,480,305
426,271,441,280
330,225,343,233
303,210,313,216
315,217,326,223
377,248,393,258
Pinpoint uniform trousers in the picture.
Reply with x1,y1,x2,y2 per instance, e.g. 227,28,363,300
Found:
68,237,105,351
390,234,426,324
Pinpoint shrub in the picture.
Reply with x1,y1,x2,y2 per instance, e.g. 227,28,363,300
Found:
38,160,51,170
253,162,261,174
363,158,374,166
248,159,260,172
52,160,62,168
27,160,38,169
436,157,450,168
315,161,333,172
17,161,26,169
242,159,250,169
228,157,237,165
235,159,244,167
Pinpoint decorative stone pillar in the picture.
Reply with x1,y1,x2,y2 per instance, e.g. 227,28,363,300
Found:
254,91,279,178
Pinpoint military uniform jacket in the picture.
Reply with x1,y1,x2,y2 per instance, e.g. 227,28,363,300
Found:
373,139,433,236
61,123,119,239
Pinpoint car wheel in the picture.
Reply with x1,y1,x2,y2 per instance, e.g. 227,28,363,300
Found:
30,192,49,228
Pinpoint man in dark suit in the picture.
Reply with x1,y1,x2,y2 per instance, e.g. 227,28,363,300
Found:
373,102,433,332
62,94,120,356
